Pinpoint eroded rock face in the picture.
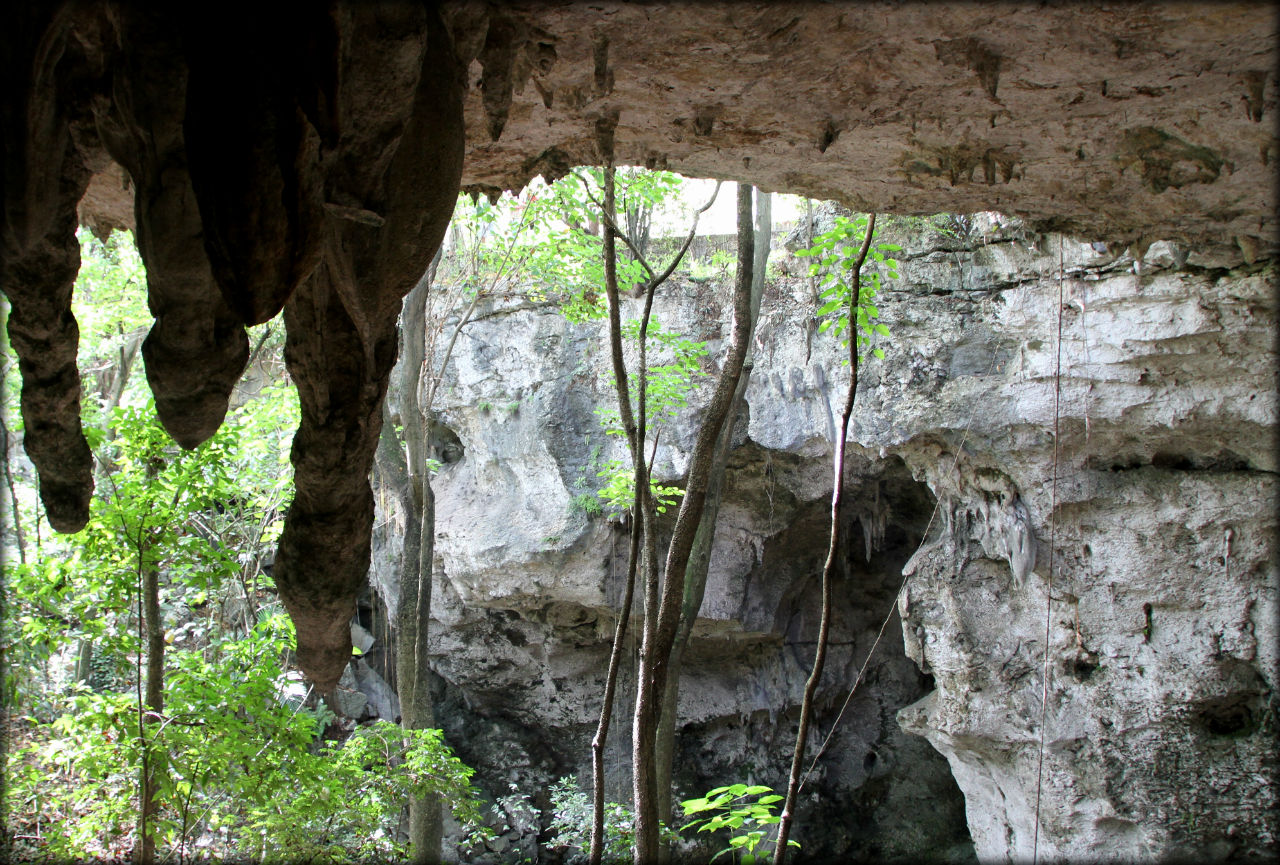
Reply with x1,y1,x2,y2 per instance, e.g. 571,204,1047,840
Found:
2,0,1276,712
881,228,1279,860
2,2,464,690
370,215,1275,859
444,2,1278,260
377,288,975,861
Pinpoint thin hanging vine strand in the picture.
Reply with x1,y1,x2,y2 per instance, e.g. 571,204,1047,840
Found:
796,340,1002,795
792,218,1013,796
1031,236,1066,863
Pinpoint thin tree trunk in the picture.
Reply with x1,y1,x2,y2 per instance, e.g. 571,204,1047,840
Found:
589,492,641,865
654,192,770,860
136,465,163,865
594,155,672,864
633,184,756,861
404,481,439,862
138,544,163,864
0,414,27,563
589,160,721,865
97,331,143,480
78,333,143,684
596,156,652,858
393,271,444,865
773,214,877,865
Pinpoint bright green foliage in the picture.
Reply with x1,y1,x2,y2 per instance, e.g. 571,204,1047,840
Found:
247,722,484,862
595,457,685,518
5,398,483,861
70,231,152,418
592,318,708,518
795,213,899,360
546,776,637,863
440,168,686,324
4,399,252,712
680,783,799,864
569,490,605,518
3,229,484,861
72,230,149,338
620,318,709,427
545,776,676,864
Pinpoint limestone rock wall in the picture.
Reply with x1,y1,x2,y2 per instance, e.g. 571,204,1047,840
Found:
372,215,1276,860
7,1,1276,699
445,2,1278,261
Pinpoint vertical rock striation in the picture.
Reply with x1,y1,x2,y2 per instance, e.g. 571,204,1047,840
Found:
1,2,466,691
1,4,99,532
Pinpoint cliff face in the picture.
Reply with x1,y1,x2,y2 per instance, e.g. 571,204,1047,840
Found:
369,215,1277,860
5,2,1275,691
3,6,1275,857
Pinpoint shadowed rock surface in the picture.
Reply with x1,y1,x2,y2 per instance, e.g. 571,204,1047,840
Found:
365,215,1275,861
1,6,1276,857
4,2,1274,686
2,2,463,689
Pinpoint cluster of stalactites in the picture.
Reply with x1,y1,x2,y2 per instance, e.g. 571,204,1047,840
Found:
0,1,466,691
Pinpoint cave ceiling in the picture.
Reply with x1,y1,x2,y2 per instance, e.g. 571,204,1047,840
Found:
463,1,1279,258
4,1,1276,690
78,2,1279,259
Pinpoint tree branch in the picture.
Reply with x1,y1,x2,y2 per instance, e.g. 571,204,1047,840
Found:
773,214,877,865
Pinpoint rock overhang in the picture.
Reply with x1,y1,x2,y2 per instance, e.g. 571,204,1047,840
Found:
446,1,1278,262
5,1,1277,692
74,2,1279,260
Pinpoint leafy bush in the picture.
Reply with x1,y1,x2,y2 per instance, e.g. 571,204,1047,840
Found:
681,783,798,864
547,776,676,864
591,318,708,518
570,491,605,518
2,342,481,861
546,776,636,863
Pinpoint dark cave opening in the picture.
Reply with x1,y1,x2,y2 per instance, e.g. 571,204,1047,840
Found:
672,450,975,863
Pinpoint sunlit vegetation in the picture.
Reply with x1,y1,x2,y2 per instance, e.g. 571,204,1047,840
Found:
2,173,897,861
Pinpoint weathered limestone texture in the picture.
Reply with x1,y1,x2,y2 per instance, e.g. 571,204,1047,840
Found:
1,3,464,690
445,3,1278,259
885,224,1279,862
371,214,1276,860
3,2,1275,695
379,292,975,861
3,9,1276,855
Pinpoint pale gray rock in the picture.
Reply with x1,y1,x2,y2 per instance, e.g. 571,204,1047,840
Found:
352,659,400,723
371,215,1276,861
329,664,369,721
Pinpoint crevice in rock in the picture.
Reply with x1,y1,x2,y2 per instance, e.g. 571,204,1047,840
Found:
1086,449,1264,474
671,451,974,862
430,419,466,466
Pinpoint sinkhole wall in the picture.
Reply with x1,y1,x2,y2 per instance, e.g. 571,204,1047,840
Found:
365,214,1276,862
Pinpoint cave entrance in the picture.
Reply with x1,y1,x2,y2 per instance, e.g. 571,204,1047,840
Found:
675,448,974,862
